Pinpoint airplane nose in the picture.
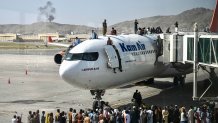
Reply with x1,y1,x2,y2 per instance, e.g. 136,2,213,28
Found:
59,64,68,80
59,65,66,79
59,60,87,88
59,61,73,81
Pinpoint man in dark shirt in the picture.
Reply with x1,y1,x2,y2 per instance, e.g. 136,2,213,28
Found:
103,19,107,36
107,37,113,45
110,27,117,35
41,111,45,123
134,19,138,34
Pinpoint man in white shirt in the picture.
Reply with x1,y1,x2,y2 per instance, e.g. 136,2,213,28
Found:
12,115,17,123
125,110,131,123
188,106,194,123
147,107,153,123
90,30,98,39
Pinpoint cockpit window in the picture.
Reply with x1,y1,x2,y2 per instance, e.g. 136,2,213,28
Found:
64,52,99,61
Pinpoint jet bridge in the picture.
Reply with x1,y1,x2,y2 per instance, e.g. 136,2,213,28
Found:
184,34,218,67
161,29,218,101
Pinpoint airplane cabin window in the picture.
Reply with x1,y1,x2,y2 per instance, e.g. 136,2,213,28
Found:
82,52,99,61
71,54,83,61
65,53,73,60
65,52,99,61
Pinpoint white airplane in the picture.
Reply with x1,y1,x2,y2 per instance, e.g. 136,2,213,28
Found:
49,34,192,109
48,3,218,109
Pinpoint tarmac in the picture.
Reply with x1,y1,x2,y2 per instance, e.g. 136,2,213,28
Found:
0,50,217,123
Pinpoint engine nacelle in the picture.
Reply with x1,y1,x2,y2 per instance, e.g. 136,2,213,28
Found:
54,50,66,64
54,53,63,64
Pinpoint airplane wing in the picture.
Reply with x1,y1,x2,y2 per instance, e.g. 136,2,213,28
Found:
48,42,70,47
47,36,71,47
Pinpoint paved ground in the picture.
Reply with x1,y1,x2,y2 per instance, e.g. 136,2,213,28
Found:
0,51,217,123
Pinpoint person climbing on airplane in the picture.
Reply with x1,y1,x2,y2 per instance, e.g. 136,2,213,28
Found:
134,19,138,34
73,37,81,46
103,19,107,36
107,37,113,45
110,27,117,35
90,30,98,39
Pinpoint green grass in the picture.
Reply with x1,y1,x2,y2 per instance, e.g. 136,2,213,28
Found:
0,42,65,49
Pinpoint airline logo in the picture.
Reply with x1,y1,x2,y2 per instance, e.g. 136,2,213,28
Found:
119,42,145,52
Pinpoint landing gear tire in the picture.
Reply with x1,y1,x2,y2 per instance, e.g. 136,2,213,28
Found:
93,101,98,111
173,77,179,86
92,100,104,111
90,90,105,111
179,76,185,86
173,75,185,86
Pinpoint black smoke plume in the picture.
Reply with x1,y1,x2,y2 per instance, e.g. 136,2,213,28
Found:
38,1,56,22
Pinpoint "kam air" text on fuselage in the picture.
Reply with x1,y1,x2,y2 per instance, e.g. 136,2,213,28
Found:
119,42,146,52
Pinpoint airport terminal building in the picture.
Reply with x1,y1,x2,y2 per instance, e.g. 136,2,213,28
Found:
0,33,89,42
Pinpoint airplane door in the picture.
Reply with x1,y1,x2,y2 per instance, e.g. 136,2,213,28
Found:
104,45,119,69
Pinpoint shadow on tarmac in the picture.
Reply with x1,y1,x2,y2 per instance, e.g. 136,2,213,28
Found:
120,80,173,89
117,80,218,109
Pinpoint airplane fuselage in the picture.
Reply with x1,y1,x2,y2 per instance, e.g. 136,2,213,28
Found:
59,34,187,90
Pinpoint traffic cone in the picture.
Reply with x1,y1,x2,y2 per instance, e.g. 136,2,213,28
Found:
8,78,10,84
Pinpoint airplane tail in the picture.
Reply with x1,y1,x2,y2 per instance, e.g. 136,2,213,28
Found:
210,0,218,32
48,36,53,43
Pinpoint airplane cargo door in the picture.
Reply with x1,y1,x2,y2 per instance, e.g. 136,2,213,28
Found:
104,45,119,69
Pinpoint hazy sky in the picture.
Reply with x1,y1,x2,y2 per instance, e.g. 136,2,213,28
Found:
0,0,216,27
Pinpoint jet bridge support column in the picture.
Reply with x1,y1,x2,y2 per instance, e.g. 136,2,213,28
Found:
193,23,199,100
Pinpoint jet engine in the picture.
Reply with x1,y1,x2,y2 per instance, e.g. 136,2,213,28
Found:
54,50,65,64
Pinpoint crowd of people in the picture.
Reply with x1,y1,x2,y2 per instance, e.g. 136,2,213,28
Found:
71,18,179,45
136,27,163,35
89,19,164,40
134,19,163,35
11,102,218,123
11,91,218,123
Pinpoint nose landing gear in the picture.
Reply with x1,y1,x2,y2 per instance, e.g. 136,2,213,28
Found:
90,90,106,110
173,75,186,86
